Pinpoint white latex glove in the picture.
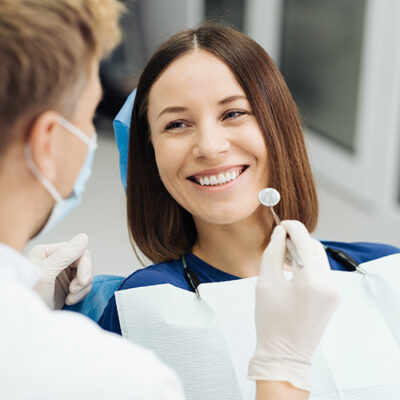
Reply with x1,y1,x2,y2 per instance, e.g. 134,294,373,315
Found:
248,220,340,392
30,233,94,310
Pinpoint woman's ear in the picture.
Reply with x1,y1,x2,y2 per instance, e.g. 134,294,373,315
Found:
28,111,60,182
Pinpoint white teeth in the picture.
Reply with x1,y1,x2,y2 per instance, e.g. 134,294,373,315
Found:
210,176,218,185
195,168,244,186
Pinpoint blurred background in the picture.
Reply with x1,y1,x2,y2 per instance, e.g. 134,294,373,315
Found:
29,0,400,277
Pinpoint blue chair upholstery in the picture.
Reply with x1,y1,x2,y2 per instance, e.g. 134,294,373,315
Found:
63,275,124,322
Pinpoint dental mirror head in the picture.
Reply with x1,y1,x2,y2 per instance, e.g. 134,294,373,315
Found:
258,188,281,207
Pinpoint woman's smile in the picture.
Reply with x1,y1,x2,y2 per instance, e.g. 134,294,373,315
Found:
188,165,248,188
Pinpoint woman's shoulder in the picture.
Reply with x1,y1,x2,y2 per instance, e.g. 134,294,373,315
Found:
320,239,400,270
119,258,191,291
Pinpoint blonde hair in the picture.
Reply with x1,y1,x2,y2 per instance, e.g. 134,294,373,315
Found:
0,0,124,152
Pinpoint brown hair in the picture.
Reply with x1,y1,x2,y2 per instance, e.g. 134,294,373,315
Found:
0,0,124,154
127,24,318,263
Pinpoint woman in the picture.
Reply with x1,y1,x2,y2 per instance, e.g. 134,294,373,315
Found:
98,24,397,395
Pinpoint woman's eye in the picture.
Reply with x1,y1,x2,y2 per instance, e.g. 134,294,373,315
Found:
165,121,188,131
224,110,246,120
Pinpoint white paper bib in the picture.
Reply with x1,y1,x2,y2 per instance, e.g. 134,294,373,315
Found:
116,254,400,399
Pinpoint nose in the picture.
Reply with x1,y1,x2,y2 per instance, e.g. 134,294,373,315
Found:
192,121,231,160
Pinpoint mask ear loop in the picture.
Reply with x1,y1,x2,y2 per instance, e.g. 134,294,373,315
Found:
24,143,64,204
57,117,97,149
25,116,96,204
24,142,64,203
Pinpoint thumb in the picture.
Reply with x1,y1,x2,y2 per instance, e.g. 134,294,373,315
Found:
69,249,94,292
46,233,89,271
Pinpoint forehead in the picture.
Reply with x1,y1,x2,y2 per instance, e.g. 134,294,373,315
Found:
148,49,245,110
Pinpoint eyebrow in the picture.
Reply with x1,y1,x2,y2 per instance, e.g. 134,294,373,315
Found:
218,95,248,105
157,106,187,119
157,95,248,119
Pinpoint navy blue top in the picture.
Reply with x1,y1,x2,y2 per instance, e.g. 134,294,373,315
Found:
98,240,400,334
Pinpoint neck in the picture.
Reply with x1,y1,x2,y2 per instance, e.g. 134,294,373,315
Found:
0,194,28,252
192,209,273,278
0,154,51,252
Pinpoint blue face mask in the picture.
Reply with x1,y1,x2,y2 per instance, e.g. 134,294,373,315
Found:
25,116,97,234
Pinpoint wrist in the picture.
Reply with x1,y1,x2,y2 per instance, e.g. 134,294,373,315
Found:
248,353,311,392
256,380,309,400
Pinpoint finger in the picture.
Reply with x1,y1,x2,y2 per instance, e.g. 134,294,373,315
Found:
280,220,319,281
311,239,332,275
47,233,89,271
68,250,93,293
259,225,286,282
65,283,92,305
28,241,67,260
312,239,329,260
55,269,70,296
280,220,314,261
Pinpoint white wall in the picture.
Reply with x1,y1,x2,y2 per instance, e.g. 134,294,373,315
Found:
247,0,400,244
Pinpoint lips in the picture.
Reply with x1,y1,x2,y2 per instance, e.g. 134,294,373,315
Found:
188,165,248,186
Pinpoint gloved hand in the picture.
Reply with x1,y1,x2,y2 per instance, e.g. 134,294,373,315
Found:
248,220,340,392
30,233,94,310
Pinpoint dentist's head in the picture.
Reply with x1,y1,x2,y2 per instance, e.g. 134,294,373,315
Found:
0,0,123,249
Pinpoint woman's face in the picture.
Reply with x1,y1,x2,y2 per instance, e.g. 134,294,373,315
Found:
147,49,269,226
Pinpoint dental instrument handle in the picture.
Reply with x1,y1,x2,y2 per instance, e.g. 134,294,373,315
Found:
286,237,304,268
270,207,304,268
324,246,366,275
270,207,281,225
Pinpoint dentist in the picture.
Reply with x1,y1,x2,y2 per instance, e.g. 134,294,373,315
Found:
0,0,183,398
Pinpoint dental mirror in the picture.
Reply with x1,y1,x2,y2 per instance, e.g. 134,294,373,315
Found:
259,187,304,267
259,188,281,226
258,188,280,208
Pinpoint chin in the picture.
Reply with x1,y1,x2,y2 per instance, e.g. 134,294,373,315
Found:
197,209,257,226
195,199,266,226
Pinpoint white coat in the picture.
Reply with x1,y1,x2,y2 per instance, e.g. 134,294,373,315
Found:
0,243,184,400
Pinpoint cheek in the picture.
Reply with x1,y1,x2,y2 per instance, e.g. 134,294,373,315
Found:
152,140,181,189
240,126,268,164
152,139,193,210
253,142,268,164
150,126,182,197
152,133,192,173
253,130,268,162
246,131,270,183
155,158,187,209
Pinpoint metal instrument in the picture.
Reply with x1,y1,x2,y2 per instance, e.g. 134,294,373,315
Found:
259,188,304,268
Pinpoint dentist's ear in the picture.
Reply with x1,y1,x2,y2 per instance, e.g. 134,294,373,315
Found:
28,111,61,183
